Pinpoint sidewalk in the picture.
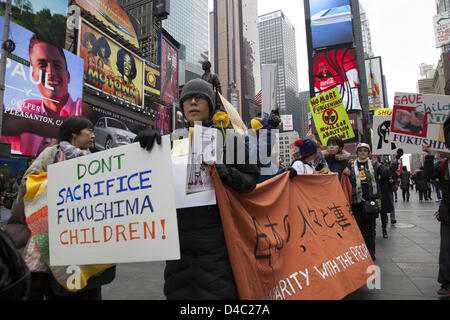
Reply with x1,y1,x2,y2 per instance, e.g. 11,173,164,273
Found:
345,188,448,300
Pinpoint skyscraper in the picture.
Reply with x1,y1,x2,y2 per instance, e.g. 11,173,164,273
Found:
258,11,299,129
163,0,209,84
212,0,261,123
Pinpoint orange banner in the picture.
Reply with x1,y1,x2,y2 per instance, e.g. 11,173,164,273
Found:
211,170,374,300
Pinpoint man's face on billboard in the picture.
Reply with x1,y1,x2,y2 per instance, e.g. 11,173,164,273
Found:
30,41,70,104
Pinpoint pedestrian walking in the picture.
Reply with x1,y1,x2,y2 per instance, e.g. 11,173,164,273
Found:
415,167,429,201
5,116,116,300
434,178,442,202
350,143,391,261
136,78,260,300
400,166,411,202
423,119,450,295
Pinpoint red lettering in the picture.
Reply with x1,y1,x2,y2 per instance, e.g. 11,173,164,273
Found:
92,227,100,244
143,221,155,239
69,229,78,245
116,225,127,242
80,228,91,244
129,222,141,240
60,230,69,245
104,226,113,242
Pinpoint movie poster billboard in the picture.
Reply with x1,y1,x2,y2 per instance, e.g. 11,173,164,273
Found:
365,57,385,111
1,0,68,48
0,17,84,156
152,103,171,136
78,20,144,107
74,0,140,48
144,61,161,96
308,0,353,49
313,48,362,112
159,32,179,105
82,103,149,151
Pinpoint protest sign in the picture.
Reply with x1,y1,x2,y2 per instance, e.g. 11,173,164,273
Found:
212,169,373,300
308,87,355,146
388,92,450,153
47,137,180,266
218,92,248,135
372,108,400,155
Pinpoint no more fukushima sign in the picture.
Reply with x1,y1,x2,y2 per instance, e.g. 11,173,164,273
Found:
47,137,180,266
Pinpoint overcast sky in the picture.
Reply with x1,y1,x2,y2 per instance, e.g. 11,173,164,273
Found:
209,0,442,106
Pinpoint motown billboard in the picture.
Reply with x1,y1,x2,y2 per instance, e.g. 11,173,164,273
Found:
78,20,144,107
0,17,84,156
74,0,140,48
313,47,362,112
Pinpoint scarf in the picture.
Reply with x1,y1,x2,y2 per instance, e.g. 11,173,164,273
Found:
59,141,91,160
354,158,378,203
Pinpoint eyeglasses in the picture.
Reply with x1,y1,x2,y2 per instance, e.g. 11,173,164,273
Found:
358,148,369,153
184,94,207,102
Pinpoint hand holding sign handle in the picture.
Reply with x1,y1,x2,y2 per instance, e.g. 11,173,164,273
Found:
422,143,433,155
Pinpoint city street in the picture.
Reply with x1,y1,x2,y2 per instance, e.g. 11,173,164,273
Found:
1,185,448,300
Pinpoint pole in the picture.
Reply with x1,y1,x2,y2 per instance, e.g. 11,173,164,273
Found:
0,0,12,136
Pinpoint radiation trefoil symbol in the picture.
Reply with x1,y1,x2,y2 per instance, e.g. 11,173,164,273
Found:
322,108,338,126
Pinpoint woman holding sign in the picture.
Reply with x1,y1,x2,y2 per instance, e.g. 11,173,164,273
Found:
5,116,116,300
136,79,260,300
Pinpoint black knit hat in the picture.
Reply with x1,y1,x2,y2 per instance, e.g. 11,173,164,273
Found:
179,78,216,119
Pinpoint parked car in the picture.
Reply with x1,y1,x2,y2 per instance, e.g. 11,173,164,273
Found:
93,117,137,150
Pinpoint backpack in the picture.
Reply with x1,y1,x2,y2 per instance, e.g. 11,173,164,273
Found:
0,230,30,299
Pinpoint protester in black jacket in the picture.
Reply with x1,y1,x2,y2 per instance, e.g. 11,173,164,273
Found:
136,79,260,300
423,113,450,296
322,136,351,180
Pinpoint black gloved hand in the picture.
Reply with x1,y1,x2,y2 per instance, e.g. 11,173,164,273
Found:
215,164,232,186
288,167,297,179
134,129,162,151
395,148,404,159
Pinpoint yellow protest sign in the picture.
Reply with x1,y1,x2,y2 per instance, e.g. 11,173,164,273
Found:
308,88,355,145
374,108,393,116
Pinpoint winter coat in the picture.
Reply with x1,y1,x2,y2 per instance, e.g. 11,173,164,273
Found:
164,125,260,300
424,155,450,224
400,170,411,189
415,169,429,191
378,163,397,214
322,149,351,180
350,159,390,206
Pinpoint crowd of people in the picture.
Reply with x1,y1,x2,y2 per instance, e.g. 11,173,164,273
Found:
1,78,449,300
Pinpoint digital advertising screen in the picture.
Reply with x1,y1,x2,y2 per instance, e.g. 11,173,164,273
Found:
159,32,179,106
144,61,161,96
151,103,171,136
82,103,149,151
309,0,354,49
365,57,385,111
313,47,362,112
0,16,84,156
74,0,140,48
78,20,144,107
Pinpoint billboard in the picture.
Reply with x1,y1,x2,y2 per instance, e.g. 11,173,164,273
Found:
144,61,161,96
313,48,362,112
74,0,140,48
159,32,179,105
82,103,149,151
0,17,84,156
433,11,450,48
151,103,171,136
309,0,353,49
365,57,385,111
78,20,144,107
2,0,68,48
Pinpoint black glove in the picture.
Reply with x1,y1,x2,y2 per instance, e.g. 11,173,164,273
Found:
395,148,404,159
134,129,162,151
215,164,232,186
288,167,297,179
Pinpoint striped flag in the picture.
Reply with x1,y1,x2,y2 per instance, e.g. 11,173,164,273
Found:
254,90,262,107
